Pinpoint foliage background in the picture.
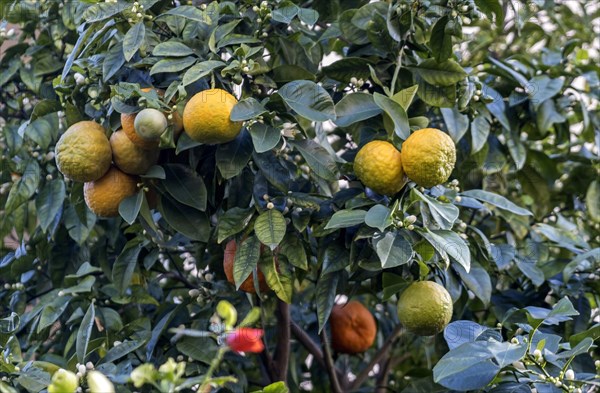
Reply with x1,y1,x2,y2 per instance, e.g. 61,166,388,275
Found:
0,0,599,392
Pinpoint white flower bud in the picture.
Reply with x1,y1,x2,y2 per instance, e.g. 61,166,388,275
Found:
266,202,274,209
564,369,575,380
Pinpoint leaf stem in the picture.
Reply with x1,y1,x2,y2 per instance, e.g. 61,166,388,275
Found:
198,347,228,392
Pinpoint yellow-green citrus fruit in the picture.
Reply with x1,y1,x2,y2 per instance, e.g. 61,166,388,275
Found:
330,301,377,354
55,121,112,182
353,140,406,196
121,113,159,150
401,128,456,188
134,108,168,140
48,369,79,393
110,130,159,175
87,371,115,393
182,88,242,144
84,166,138,217
397,281,453,336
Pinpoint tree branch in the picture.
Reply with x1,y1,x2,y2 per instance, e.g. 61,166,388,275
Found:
273,300,290,382
290,320,325,365
349,325,404,391
320,330,344,393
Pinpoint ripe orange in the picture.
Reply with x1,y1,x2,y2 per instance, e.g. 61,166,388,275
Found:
55,121,112,182
183,88,242,144
110,130,159,175
83,166,139,217
223,240,268,293
354,140,406,196
330,301,377,354
401,128,456,188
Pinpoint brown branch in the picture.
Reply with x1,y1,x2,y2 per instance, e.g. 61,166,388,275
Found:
290,320,325,366
349,325,404,391
273,300,291,382
320,330,344,393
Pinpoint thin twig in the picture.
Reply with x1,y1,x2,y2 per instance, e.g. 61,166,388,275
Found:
349,325,404,391
320,330,344,393
290,320,325,366
273,300,291,382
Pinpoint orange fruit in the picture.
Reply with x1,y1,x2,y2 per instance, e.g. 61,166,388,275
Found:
110,130,159,175
183,88,242,144
397,281,453,336
401,128,456,188
55,121,112,182
330,301,377,354
223,240,268,293
354,140,406,196
83,166,138,217
121,113,160,150
121,87,183,149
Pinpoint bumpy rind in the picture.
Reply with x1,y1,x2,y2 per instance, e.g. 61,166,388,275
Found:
401,128,456,188
397,281,453,336
354,140,405,196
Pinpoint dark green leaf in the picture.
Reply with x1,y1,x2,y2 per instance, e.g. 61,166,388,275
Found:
230,97,267,121
152,41,194,57
461,189,533,216
254,209,287,249
150,56,196,75
413,59,468,86
119,190,143,225
5,160,40,214
316,273,339,332
36,180,66,233
248,122,281,153
279,80,335,122
183,60,226,86
279,235,308,270
159,197,210,242
164,164,207,211
215,130,253,179
123,22,145,62
334,93,382,127
430,16,452,62
325,210,366,229
217,207,254,244
441,107,469,143
112,240,142,295
290,139,339,181
76,303,95,364
233,236,261,289
373,231,413,268
373,92,410,140
364,204,392,232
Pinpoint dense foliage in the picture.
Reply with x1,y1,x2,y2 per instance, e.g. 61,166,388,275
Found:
1,0,599,392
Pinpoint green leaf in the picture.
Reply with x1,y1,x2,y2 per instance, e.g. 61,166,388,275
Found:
103,42,125,82
100,339,147,364
162,6,212,25
263,381,290,393
217,207,255,244
586,180,600,222
183,60,226,86
61,275,96,296
392,85,419,111
260,251,293,303
159,197,211,242
36,180,66,233
254,209,287,249
364,204,392,232
152,41,194,57
279,80,335,122
471,115,490,153
272,65,316,83
555,337,593,359
441,107,469,143
334,93,382,127
316,272,339,332
150,56,196,75
325,210,366,229
30,99,62,121
38,296,71,333
412,188,459,230
248,122,281,153
528,75,564,109
322,57,373,82
83,2,128,22
164,164,207,211
413,59,468,86
454,262,492,306
419,229,471,272
215,130,253,179
230,98,267,121
15,368,51,393
123,22,145,62
279,235,308,270
433,342,500,391
76,303,95,364
461,189,533,216
373,93,410,140
112,240,143,295
298,8,319,25
119,190,143,225
290,139,339,181
352,2,387,29
271,4,299,24
25,118,53,149
430,16,452,62
373,231,413,269
233,236,261,289
417,79,456,107
5,160,40,214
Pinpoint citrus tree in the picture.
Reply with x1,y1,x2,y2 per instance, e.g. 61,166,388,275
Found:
1,0,599,392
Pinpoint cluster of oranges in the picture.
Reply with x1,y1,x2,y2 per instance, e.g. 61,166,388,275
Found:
54,88,242,217
354,128,457,195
